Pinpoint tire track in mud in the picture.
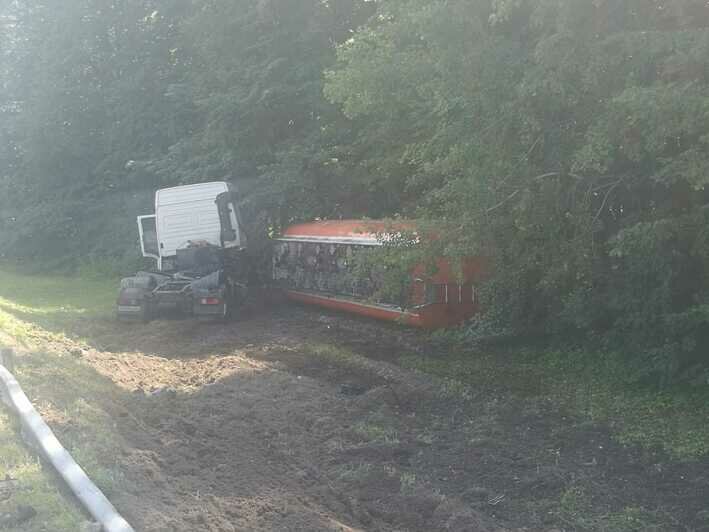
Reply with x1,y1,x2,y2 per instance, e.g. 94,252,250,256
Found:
111,367,370,531
71,311,501,532
73,352,334,530
27,307,709,532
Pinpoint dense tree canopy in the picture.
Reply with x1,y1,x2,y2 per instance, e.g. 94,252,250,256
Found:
2,0,709,381
325,0,709,382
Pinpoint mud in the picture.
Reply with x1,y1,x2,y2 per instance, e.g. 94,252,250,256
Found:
13,307,709,531
81,311,499,531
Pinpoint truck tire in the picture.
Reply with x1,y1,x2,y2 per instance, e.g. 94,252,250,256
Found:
140,300,152,323
223,298,235,321
140,299,154,322
224,283,247,321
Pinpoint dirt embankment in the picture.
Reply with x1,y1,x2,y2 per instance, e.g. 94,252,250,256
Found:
13,307,709,531
65,312,501,531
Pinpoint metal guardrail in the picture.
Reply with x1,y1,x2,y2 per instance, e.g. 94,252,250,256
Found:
0,347,135,532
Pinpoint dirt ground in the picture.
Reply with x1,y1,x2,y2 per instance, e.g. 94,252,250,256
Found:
11,305,709,531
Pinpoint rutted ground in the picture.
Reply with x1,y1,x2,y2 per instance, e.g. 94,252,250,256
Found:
57,312,503,531
3,301,708,532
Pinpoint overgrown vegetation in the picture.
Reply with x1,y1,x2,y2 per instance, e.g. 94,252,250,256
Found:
0,268,707,529
324,0,709,385
2,3,709,379
401,344,709,460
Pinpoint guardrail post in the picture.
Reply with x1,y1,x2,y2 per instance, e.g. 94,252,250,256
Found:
0,347,14,373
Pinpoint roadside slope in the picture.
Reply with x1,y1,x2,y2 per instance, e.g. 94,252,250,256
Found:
1,269,708,531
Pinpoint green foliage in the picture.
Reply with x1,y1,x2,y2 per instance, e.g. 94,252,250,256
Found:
0,409,85,531
350,226,432,308
558,485,663,531
540,348,709,459
400,345,709,460
0,0,375,267
0,267,117,338
324,0,709,383
2,0,709,382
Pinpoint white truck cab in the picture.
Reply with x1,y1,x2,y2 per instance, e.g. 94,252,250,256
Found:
118,181,248,321
137,181,245,271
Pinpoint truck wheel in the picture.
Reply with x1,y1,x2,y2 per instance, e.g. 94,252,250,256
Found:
140,300,154,322
224,299,236,321
225,283,247,321
219,292,234,322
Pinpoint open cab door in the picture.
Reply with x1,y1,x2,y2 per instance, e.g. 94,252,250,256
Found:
137,215,160,261
216,191,247,249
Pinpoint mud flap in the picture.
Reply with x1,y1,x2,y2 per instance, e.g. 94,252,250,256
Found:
191,271,228,320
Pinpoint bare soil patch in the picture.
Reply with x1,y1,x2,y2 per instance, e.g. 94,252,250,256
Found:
10,305,709,531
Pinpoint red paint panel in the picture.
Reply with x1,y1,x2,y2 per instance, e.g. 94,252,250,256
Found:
278,220,487,329
284,290,481,329
285,290,423,326
411,257,488,284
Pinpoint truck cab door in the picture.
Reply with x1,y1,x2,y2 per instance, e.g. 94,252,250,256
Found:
137,215,160,260
216,191,247,249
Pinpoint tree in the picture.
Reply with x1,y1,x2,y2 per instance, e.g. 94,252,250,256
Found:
325,0,709,382
0,0,194,266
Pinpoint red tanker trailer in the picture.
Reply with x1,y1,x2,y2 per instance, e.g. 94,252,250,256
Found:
273,220,485,329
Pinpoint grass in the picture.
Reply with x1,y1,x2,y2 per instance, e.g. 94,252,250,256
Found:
333,462,373,482
400,346,709,461
0,267,115,338
0,410,85,531
556,484,669,531
15,352,128,495
298,342,372,371
544,348,709,459
398,471,418,495
0,267,125,530
1,266,708,529
289,307,709,461
354,419,400,444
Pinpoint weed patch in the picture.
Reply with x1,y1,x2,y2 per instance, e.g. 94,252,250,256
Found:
0,410,85,531
354,420,400,444
541,349,709,460
400,347,709,460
